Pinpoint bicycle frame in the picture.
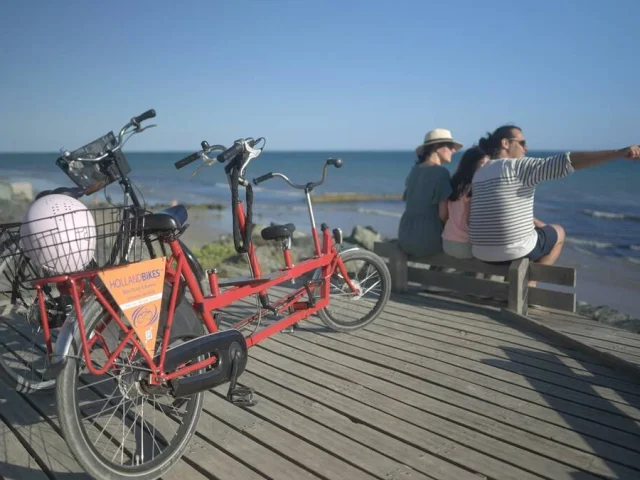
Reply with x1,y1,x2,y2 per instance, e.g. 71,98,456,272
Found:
32,194,359,384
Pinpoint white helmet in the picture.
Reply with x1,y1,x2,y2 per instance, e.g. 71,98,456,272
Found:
20,194,97,274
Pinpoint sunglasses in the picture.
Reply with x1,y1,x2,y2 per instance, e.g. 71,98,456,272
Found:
510,138,527,147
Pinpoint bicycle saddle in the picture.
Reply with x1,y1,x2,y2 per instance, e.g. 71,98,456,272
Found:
261,223,296,241
144,204,189,232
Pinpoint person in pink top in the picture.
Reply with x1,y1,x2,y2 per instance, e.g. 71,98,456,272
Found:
442,146,489,258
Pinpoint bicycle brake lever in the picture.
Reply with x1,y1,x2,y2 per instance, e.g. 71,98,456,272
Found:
189,154,217,178
135,124,158,133
190,162,205,179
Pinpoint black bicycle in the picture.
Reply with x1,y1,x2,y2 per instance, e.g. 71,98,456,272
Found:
0,109,206,393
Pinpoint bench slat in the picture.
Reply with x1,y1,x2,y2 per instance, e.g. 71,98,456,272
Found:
408,267,509,299
529,287,576,312
508,259,529,315
376,241,576,313
375,243,510,277
530,264,576,287
410,254,510,277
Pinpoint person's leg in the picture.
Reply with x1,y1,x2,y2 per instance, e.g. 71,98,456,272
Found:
535,224,565,265
525,224,564,287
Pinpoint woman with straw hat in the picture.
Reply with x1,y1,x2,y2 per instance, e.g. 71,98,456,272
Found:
398,128,462,258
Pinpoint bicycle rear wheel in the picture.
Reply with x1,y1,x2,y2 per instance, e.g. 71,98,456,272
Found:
56,294,205,480
318,249,391,332
0,241,56,393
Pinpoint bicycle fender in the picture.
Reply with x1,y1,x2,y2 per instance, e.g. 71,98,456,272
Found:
338,246,361,255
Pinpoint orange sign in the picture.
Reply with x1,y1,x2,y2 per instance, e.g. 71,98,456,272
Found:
98,257,166,357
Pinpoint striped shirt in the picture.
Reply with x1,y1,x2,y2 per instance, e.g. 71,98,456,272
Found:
469,153,574,261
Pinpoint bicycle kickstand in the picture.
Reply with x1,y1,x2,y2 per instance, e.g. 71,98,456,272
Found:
226,350,257,407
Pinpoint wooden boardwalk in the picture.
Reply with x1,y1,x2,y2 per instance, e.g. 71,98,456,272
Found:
2,291,640,479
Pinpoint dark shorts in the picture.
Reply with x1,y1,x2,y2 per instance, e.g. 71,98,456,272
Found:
525,225,559,262
486,225,559,265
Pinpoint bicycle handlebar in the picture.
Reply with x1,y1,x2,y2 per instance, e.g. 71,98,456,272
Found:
174,138,265,180
252,158,344,190
253,172,274,184
174,151,202,170
132,109,156,127
65,108,157,163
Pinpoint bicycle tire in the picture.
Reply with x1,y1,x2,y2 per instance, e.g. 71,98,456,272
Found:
0,317,56,393
0,237,55,393
318,249,391,332
56,292,205,479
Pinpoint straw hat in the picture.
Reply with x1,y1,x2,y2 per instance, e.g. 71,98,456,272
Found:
415,128,463,157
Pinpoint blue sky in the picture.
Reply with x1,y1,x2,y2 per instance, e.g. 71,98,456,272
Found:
1,0,638,152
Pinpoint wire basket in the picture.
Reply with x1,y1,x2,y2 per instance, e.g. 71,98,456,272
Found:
0,206,146,282
55,131,132,194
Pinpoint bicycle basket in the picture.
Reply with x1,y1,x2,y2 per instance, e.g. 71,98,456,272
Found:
55,131,132,194
0,206,146,279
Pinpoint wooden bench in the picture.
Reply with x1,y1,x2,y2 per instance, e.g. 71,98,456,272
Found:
374,240,577,316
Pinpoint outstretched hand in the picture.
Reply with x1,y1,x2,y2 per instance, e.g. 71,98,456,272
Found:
621,145,640,159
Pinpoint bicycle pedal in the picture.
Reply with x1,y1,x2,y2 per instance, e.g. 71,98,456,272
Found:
281,322,300,333
228,386,257,407
267,312,286,321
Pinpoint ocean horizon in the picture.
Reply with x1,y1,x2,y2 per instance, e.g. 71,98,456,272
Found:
1,149,638,316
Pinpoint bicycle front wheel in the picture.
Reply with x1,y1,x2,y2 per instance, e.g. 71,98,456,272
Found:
318,249,391,332
56,296,205,480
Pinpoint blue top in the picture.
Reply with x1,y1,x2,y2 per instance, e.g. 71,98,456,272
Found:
398,164,452,258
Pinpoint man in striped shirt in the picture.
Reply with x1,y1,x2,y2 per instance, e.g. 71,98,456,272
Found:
469,125,639,264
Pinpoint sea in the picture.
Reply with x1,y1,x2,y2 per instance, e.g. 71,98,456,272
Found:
1,150,639,316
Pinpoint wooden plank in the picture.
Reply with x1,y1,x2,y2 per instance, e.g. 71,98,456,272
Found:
0,417,49,480
537,319,640,352
529,263,576,287
388,242,408,293
237,370,478,480
408,267,509,299
375,242,511,277
246,356,540,480
81,386,260,480
290,327,640,450
528,308,640,340
563,335,640,361
250,347,603,480
72,382,225,479
568,332,640,356
304,319,640,436
270,332,640,474
373,241,399,258
367,311,640,406
380,293,621,374
194,410,320,479
359,308,640,398
0,384,88,478
201,391,382,480
501,309,640,382
0,330,250,480
508,258,529,315
375,242,578,288
374,302,620,376
413,253,510,277
0,324,214,479
528,287,576,313
373,302,633,382
347,321,640,422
